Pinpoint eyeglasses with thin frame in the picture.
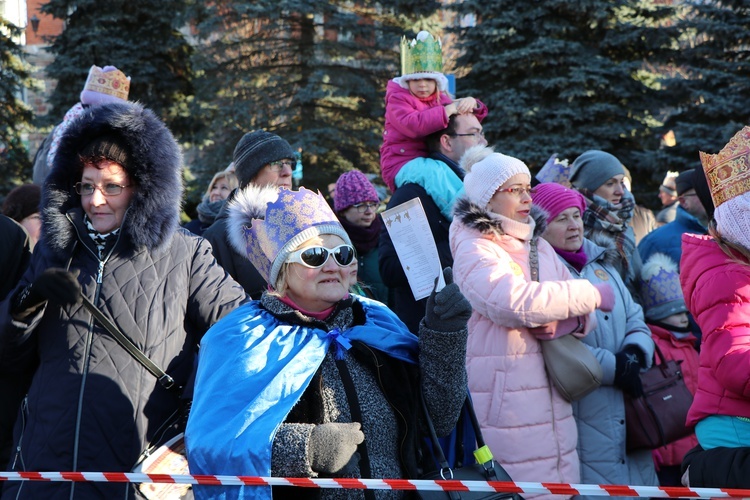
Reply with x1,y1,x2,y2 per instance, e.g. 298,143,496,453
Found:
74,182,131,196
286,244,357,269
450,131,485,139
352,202,378,213
266,159,295,173
496,186,535,197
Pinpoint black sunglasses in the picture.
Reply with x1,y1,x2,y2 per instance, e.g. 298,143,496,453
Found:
286,244,356,268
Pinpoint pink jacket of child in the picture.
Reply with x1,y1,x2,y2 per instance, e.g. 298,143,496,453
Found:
680,233,750,426
380,79,488,191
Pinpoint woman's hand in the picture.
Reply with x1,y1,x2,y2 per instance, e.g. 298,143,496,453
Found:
11,268,82,320
424,267,472,332
308,422,364,474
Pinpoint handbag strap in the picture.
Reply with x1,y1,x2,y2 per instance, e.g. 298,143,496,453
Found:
420,390,498,476
529,238,539,282
79,293,177,391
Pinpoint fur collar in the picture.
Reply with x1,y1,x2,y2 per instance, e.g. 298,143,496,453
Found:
42,102,183,255
453,196,547,238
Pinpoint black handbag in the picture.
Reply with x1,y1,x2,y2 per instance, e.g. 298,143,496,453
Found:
624,343,694,452
418,391,523,500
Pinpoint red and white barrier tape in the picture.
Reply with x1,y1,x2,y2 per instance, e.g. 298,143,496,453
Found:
2,472,750,498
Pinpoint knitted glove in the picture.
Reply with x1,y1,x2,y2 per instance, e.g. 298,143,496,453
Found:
424,267,472,333
594,282,615,312
308,422,364,474
613,346,645,397
11,268,81,319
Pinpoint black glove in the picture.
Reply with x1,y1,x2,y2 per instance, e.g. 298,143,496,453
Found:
613,346,645,397
11,268,82,319
424,267,472,333
308,422,364,474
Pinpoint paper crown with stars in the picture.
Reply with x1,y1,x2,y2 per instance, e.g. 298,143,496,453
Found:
535,153,571,186
640,253,687,322
700,126,750,208
229,186,353,288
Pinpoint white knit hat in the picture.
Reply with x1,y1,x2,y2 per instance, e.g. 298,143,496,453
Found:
715,192,750,250
461,145,531,207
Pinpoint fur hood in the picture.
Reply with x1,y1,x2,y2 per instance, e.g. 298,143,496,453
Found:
452,196,547,239
226,184,280,257
42,102,183,254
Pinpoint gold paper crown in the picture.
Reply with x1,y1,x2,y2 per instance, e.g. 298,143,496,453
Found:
83,66,130,101
400,31,443,76
700,126,750,208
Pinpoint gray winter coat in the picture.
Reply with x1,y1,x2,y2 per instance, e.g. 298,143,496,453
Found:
560,237,658,496
0,102,248,499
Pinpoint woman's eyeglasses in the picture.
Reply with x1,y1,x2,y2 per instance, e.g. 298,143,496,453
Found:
286,244,357,268
496,186,535,197
352,202,378,213
74,182,130,196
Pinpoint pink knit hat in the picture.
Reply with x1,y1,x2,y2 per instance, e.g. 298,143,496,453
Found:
334,170,379,212
531,182,588,222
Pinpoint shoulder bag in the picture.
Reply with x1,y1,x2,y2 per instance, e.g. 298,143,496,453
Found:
418,391,524,500
80,294,192,500
624,342,694,452
529,238,603,402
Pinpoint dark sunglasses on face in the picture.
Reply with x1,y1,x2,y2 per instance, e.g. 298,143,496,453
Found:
286,244,357,268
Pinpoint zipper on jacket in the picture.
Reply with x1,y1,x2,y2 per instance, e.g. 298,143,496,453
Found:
66,214,124,499
10,396,28,471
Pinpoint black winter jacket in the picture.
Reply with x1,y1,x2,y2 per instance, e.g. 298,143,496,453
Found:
203,191,268,299
0,103,248,499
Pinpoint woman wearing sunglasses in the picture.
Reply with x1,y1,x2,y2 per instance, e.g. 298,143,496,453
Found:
449,146,615,498
186,186,471,499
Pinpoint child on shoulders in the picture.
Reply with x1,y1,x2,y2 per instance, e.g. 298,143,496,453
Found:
380,31,487,218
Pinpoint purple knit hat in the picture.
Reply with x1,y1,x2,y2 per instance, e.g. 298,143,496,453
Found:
334,170,379,212
531,182,588,222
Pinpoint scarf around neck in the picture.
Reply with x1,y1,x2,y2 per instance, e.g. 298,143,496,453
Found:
196,197,226,225
577,188,636,278
339,215,381,255
554,246,588,272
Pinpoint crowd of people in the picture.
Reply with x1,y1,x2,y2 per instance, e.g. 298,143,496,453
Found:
1,30,750,500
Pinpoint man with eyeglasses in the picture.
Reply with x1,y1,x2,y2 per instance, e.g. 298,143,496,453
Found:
203,130,298,298
638,168,711,269
379,113,487,334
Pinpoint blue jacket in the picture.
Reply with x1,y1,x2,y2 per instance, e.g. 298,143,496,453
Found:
638,206,706,268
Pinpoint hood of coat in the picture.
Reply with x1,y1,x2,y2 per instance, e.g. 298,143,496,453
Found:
42,102,183,255
679,232,734,304
453,196,546,239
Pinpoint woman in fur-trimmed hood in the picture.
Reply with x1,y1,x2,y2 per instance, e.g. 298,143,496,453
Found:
449,146,612,499
0,102,247,500
532,182,656,497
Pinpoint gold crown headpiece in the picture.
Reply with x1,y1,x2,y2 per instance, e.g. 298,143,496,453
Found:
400,31,443,76
83,65,130,101
699,126,750,208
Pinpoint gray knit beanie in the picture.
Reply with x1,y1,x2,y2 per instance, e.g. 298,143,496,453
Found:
569,150,625,192
233,130,296,188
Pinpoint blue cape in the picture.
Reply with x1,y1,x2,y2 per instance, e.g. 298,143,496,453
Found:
186,297,418,499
